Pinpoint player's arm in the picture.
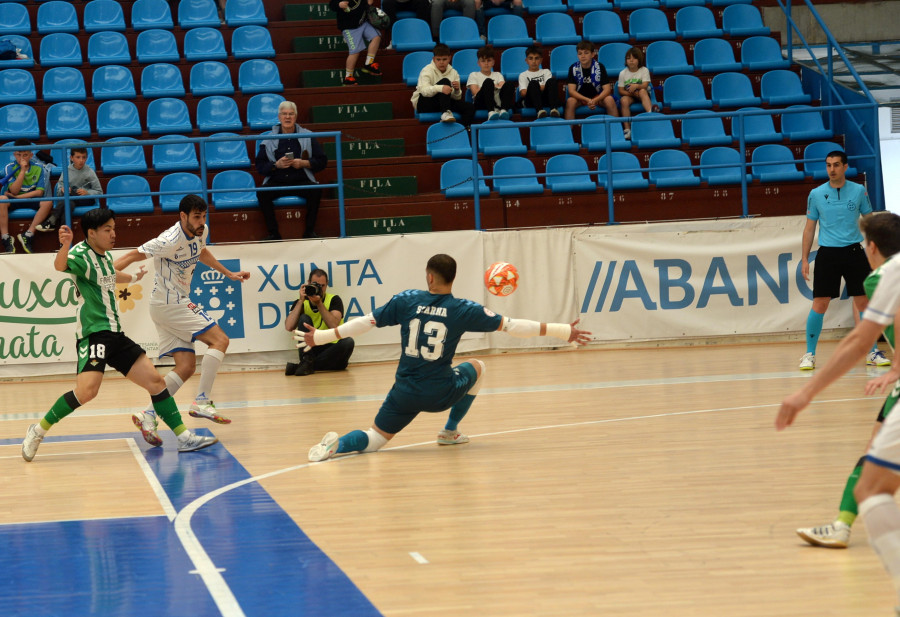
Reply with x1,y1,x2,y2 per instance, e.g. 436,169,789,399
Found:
800,217,817,281
113,248,148,271
293,313,377,350
498,317,592,345
199,248,250,281
54,225,74,272
116,265,147,284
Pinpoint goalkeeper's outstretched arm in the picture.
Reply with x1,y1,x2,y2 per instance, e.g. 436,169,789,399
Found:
293,313,377,350
500,317,592,345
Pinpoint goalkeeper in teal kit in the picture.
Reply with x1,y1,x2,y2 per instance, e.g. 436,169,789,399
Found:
298,253,592,462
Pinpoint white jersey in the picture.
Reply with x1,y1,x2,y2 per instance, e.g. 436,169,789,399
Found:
139,222,208,306
864,257,900,327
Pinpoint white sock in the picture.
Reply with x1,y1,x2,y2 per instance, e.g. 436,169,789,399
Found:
196,349,224,401
860,494,900,605
146,372,184,416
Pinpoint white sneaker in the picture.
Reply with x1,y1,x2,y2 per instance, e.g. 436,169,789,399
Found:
309,431,340,462
868,350,891,366
437,429,469,445
623,128,631,139
440,110,456,122
536,109,547,119
796,521,851,548
177,430,219,453
22,424,44,462
132,411,162,447
799,352,815,370
499,108,510,120
189,399,232,424
487,110,500,121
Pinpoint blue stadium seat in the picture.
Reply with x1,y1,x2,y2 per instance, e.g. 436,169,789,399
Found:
630,112,680,149
452,49,479,85
597,42,631,78
52,139,96,173
487,15,532,47
0,35,33,69
427,122,472,159
645,40,693,76
46,102,92,139
178,0,220,28
549,44,576,79
648,149,700,188
546,154,596,193
440,159,489,198
440,16,483,49
0,69,36,103
722,4,769,37
131,0,174,30
710,72,760,108
101,137,148,174
751,144,804,182
492,156,544,195
211,170,258,209
146,98,193,134
596,151,648,190
246,92,284,129
42,67,86,102
478,120,527,156
190,61,235,96
692,38,741,73
84,0,127,32
681,110,731,147
225,0,268,26
231,25,275,59
662,74,711,111
568,0,613,12
0,104,39,140
803,142,855,180
699,146,750,185
522,0,567,14
781,105,833,141
39,33,82,68
88,31,131,65
204,133,251,169
403,51,433,86
0,4,31,35
141,63,186,98
391,19,435,52
500,46,529,81
197,95,243,132
153,136,200,172
740,36,790,71
238,59,283,94
732,107,782,143
582,10,628,44
96,100,142,137
628,8,676,41
760,70,812,106
92,65,137,100
615,0,659,8
579,117,630,151
160,172,203,212
184,27,227,61
660,0,705,7
674,6,722,39
535,13,579,45
136,29,180,63
106,175,155,214
37,1,79,34
529,119,579,154
711,0,753,5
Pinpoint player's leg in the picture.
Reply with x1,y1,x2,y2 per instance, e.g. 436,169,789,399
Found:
190,324,231,424
308,391,412,462
438,359,484,445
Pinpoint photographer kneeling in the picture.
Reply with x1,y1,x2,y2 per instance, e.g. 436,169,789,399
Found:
284,268,355,376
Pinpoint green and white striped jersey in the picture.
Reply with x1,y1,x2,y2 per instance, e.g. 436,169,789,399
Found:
864,257,895,352
66,241,122,339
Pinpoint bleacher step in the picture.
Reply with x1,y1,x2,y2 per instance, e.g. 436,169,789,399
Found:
323,138,406,160
311,101,393,123
343,175,418,199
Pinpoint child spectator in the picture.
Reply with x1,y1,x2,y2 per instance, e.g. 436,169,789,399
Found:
617,46,658,139
329,0,383,86
0,139,52,254
411,43,475,125
474,0,523,40
38,147,101,233
564,40,617,120
467,45,516,121
518,45,559,119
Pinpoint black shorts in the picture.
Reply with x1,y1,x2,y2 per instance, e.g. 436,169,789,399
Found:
77,331,146,376
812,244,870,299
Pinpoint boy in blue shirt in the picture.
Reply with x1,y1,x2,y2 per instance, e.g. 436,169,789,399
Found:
0,139,53,253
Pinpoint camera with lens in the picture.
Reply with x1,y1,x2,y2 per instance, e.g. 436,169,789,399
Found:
303,282,323,297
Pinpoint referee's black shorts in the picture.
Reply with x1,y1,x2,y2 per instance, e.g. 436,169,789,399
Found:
812,243,870,299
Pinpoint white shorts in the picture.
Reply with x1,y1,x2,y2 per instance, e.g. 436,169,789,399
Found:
867,390,900,472
150,302,217,357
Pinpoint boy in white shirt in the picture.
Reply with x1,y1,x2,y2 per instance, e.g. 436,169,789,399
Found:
411,43,475,125
617,46,658,138
517,45,559,119
466,45,516,121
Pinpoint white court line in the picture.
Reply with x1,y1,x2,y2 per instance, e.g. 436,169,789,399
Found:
409,552,429,564
127,438,178,521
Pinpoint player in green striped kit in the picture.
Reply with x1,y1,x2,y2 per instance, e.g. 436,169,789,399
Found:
21,208,218,461
796,211,900,547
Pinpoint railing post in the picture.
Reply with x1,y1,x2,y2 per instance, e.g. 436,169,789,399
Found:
335,132,345,238
471,124,482,231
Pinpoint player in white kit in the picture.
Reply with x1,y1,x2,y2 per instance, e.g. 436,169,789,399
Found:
114,194,250,446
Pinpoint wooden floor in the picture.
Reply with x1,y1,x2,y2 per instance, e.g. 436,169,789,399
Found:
1,340,898,616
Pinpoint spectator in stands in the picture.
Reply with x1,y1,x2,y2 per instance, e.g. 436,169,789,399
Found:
382,0,429,48
412,43,475,125
0,139,52,254
255,101,327,241
518,45,560,119
329,0,383,86
285,268,355,376
37,148,101,234
467,45,516,121
474,0,524,40
430,0,476,41
564,40,617,121
617,46,658,139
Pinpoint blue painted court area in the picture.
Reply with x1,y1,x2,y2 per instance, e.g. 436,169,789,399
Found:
0,431,381,617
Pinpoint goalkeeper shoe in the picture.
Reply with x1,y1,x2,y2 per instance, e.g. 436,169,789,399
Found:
437,429,469,445
132,411,162,447
796,521,850,548
189,399,231,424
309,431,339,462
